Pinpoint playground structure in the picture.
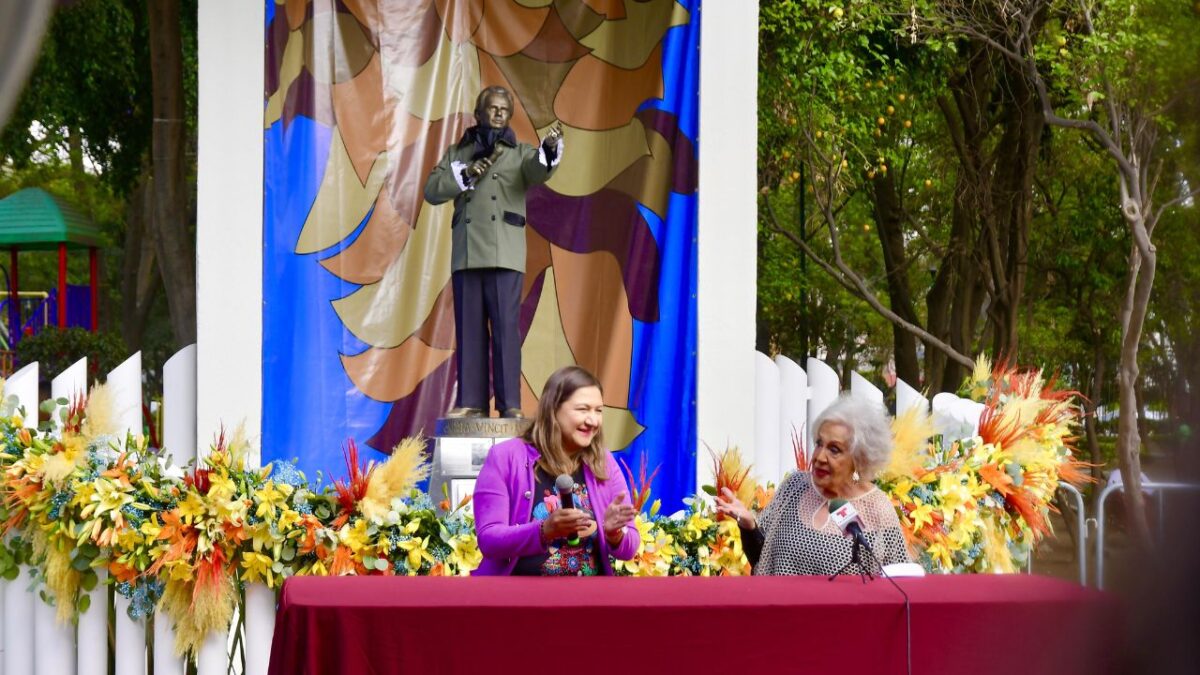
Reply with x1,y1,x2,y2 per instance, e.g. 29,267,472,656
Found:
0,187,102,374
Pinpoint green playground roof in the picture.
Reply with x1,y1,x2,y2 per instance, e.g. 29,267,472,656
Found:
0,187,103,250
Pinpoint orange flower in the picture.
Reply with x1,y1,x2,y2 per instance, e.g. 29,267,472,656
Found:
329,545,358,576
108,560,139,584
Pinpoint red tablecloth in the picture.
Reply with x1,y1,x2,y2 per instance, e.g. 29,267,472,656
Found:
267,574,1119,675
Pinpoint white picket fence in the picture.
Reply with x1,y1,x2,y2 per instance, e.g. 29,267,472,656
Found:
749,352,986,486
0,346,276,675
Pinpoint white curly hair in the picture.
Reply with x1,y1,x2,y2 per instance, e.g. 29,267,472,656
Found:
810,393,894,480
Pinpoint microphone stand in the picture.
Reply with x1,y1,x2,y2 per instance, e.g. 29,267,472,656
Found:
828,532,874,583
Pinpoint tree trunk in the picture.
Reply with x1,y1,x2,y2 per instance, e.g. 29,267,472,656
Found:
1115,231,1155,548
120,171,161,351
871,171,921,384
147,0,196,348
985,62,1043,360
1087,346,1106,510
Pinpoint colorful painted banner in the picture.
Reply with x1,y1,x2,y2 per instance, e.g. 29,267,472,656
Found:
262,0,699,509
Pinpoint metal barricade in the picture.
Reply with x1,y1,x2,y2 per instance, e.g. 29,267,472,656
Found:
1025,483,1087,584
1095,481,1200,589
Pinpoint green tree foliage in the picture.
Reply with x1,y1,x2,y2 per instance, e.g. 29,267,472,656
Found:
757,0,1199,545
0,0,197,374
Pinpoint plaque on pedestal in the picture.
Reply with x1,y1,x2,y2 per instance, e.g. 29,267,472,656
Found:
430,416,533,515
435,416,533,438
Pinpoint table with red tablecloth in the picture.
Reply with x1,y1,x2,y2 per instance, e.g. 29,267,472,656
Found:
267,574,1119,675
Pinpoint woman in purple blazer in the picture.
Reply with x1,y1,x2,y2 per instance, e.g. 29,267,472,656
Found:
472,366,640,575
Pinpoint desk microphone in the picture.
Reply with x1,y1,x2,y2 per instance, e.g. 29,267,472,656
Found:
828,498,872,552
556,474,581,546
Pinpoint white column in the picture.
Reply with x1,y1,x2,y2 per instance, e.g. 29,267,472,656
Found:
775,355,807,475
243,584,276,675
163,345,197,468
697,0,759,486
77,570,107,675
50,358,87,436
805,358,840,452
752,353,779,484
196,0,264,453
896,378,928,416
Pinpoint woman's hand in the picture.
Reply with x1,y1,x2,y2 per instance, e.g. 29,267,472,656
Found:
714,487,756,529
603,492,637,545
542,507,591,541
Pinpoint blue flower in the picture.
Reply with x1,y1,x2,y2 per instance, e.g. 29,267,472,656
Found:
270,461,307,488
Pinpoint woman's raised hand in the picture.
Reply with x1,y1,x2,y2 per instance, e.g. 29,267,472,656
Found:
714,487,756,529
603,492,637,536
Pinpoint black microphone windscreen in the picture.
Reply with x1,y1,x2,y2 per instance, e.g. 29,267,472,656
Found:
556,474,576,509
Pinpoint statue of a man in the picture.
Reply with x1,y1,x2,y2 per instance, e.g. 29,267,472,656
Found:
424,86,563,418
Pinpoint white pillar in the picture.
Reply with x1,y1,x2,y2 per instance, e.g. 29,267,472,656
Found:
697,0,759,486
753,352,780,484
243,584,276,675
163,345,197,468
196,0,264,453
775,355,807,475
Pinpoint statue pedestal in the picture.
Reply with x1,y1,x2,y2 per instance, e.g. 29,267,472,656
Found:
430,417,533,514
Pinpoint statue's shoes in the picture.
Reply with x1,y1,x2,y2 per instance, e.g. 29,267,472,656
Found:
446,407,487,418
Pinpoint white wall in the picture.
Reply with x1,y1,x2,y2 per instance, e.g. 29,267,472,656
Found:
196,0,264,459
697,0,759,484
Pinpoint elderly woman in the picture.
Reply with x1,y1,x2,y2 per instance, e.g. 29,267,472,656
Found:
472,366,640,575
716,394,910,575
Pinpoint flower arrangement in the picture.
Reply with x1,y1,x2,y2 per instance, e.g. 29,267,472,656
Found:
611,450,753,577
0,386,480,658
0,354,1090,658
876,357,1092,573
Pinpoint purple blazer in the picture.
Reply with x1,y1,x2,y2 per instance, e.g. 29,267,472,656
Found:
472,438,640,576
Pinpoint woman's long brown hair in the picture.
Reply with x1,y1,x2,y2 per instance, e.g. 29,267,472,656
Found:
524,366,608,481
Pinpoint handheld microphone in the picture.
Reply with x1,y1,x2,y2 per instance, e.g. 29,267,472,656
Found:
555,474,581,546
828,498,871,551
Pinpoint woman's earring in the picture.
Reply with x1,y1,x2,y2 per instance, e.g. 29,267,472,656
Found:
852,470,861,483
